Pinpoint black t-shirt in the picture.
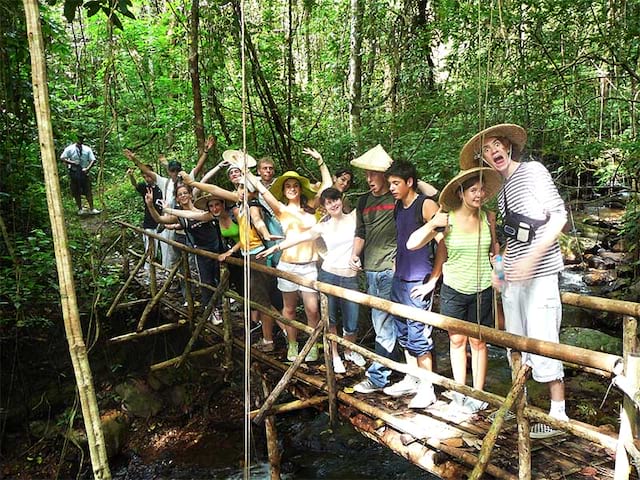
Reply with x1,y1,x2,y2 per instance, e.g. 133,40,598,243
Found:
136,182,163,229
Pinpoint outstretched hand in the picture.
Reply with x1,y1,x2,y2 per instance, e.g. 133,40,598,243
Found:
410,278,438,300
256,245,278,260
179,170,193,185
123,149,136,161
303,147,322,163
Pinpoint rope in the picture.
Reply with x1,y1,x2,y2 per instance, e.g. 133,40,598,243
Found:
239,1,252,478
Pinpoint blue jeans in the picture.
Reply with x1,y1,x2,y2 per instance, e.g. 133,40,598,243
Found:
365,269,396,387
391,276,434,358
317,270,360,335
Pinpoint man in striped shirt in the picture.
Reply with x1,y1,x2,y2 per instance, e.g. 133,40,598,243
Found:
460,124,569,438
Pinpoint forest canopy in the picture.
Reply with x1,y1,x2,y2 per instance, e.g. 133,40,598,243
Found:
1,0,639,323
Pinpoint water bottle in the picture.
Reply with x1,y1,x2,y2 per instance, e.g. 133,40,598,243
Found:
494,254,504,281
493,254,505,292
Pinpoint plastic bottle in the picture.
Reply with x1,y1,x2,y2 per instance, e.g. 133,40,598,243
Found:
494,254,505,281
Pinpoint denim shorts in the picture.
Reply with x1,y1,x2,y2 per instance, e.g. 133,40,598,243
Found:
440,283,494,328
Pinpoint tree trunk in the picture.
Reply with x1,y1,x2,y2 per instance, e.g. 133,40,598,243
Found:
189,0,205,155
232,0,292,167
22,1,111,478
348,0,363,142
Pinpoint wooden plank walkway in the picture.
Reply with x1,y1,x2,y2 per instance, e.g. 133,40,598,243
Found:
191,312,627,480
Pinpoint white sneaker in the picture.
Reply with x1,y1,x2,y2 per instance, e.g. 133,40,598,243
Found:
408,382,436,409
333,356,346,374
383,375,420,397
77,208,86,215
209,309,223,325
462,397,488,414
344,350,366,367
353,378,383,394
89,208,101,215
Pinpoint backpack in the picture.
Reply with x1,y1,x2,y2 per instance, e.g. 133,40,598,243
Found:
248,199,284,267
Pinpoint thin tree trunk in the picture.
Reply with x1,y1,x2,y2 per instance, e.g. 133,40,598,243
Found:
22,1,111,478
348,0,363,142
189,0,205,155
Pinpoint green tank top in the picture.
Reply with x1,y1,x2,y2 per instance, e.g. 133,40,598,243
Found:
220,221,240,244
442,210,493,294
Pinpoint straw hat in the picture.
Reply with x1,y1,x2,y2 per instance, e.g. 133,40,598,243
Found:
459,124,527,170
439,167,503,212
350,144,393,172
269,171,317,203
194,193,230,211
222,149,257,170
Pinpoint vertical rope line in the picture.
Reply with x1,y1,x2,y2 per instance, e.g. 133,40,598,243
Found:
239,1,251,478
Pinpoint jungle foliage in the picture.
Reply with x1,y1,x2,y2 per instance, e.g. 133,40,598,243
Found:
1,0,639,326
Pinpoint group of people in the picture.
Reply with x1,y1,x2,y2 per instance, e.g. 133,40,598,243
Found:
122,123,568,440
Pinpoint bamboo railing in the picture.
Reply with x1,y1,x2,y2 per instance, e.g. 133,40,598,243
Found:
112,221,640,479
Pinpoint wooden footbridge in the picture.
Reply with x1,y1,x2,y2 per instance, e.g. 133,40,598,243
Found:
108,222,640,479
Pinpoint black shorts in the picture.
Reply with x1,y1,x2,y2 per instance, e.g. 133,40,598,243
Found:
440,283,494,328
69,169,91,196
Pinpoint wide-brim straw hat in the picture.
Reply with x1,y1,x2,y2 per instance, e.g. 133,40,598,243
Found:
350,144,393,172
459,124,527,170
269,171,317,203
194,193,232,211
439,167,503,212
222,149,257,170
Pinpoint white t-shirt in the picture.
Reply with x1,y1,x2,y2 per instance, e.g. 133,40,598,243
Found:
314,211,357,277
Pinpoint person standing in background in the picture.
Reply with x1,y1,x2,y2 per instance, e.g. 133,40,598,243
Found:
60,135,100,215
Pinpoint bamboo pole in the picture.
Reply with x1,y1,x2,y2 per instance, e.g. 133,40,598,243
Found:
121,226,129,280
614,315,638,480
249,396,328,419
23,1,111,477
222,294,233,370
320,293,337,426
181,252,194,320
469,363,530,479
148,238,157,297
111,298,151,310
561,292,640,317
106,250,149,317
136,261,181,332
259,369,281,480
107,323,184,344
177,270,229,367
149,345,224,371
253,321,325,425
120,223,622,372
511,353,531,480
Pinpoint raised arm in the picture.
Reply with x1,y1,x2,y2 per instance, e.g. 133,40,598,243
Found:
191,136,216,178
126,168,138,189
245,171,284,216
161,203,213,222
124,149,157,182
417,179,438,199
180,171,239,203
303,148,332,204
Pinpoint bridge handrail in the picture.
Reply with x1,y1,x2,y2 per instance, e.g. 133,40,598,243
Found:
117,220,626,375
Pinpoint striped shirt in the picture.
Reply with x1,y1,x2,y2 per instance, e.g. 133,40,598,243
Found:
443,210,493,294
498,161,566,279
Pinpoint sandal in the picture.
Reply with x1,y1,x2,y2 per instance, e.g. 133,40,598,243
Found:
530,423,563,439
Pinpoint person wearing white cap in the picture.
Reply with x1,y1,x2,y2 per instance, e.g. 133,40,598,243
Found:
460,124,569,438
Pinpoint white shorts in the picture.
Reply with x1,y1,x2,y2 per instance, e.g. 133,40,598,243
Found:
502,274,564,383
277,261,317,293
